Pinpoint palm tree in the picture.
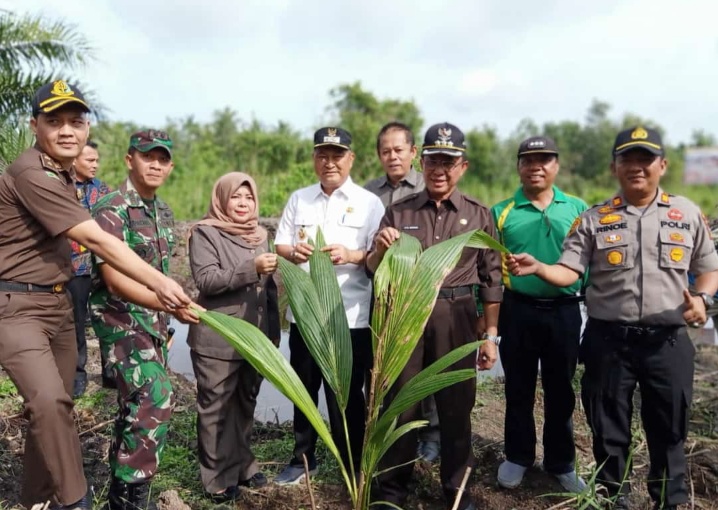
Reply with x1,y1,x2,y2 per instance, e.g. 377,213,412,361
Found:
0,8,94,170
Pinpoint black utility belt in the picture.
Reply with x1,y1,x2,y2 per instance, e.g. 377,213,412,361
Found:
505,289,584,308
437,285,473,299
0,280,66,293
588,317,681,342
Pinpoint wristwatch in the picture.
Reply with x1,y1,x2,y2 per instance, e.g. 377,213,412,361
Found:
697,292,715,309
481,332,501,345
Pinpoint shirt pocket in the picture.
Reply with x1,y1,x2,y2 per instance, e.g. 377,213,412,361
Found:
658,229,693,270
293,214,318,245
594,232,633,271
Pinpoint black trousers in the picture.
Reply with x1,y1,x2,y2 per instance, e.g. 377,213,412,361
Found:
378,294,477,510
498,291,581,474
66,275,92,379
288,324,373,474
580,319,694,506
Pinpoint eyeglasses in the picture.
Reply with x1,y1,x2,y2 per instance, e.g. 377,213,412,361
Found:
423,158,463,173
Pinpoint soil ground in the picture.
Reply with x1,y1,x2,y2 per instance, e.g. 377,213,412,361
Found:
1,339,717,510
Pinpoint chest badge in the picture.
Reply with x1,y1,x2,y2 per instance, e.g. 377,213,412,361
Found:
669,232,684,243
459,218,468,225
298,227,307,240
667,209,683,221
670,248,684,262
605,234,622,243
346,207,354,213
607,250,623,265
599,214,622,225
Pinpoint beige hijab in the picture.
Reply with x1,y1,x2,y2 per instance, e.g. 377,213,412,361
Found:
193,172,267,246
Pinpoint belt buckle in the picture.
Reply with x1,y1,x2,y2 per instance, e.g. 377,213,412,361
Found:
53,283,64,293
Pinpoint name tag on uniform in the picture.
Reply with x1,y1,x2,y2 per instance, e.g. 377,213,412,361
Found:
402,225,419,230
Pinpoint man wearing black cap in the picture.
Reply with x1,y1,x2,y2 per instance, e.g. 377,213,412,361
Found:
367,122,503,510
508,126,718,510
0,82,193,509
491,136,588,493
274,127,385,484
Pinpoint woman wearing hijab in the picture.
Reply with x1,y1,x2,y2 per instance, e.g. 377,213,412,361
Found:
188,172,279,502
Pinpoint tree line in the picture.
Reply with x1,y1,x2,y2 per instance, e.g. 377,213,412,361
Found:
2,10,717,219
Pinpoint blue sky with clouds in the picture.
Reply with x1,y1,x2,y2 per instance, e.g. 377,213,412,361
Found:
5,0,717,145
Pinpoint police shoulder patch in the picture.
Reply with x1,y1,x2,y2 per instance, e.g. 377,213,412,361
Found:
567,217,581,236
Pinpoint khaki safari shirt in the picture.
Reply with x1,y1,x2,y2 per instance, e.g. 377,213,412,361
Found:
559,189,718,326
0,145,90,285
364,167,425,208
375,188,503,303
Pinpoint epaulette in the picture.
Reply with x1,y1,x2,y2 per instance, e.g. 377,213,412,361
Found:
39,152,64,171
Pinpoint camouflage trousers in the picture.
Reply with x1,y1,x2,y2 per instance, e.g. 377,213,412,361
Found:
100,332,175,483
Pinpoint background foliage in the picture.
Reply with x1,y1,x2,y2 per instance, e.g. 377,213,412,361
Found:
1,9,717,218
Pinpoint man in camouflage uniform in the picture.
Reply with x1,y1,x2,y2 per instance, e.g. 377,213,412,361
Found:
91,130,190,509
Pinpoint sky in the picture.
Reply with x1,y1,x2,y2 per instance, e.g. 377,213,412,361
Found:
4,0,717,145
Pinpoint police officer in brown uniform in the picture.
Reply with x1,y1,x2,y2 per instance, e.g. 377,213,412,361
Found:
0,81,192,509
509,126,718,510
367,122,503,510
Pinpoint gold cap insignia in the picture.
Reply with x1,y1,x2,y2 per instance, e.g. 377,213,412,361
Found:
670,247,684,262
607,250,623,265
50,80,75,98
631,127,648,140
327,128,337,137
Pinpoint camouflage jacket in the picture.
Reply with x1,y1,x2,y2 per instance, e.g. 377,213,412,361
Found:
90,179,176,343
70,177,111,276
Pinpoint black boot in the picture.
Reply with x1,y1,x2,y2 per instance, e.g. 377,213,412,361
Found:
107,478,157,510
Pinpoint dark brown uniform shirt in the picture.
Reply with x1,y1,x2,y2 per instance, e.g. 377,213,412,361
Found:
0,145,90,284
376,188,503,302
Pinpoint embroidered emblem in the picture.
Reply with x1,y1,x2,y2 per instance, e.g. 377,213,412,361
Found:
669,247,684,262
607,250,623,265
50,80,75,98
599,214,622,225
667,209,683,221
436,127,454,147
598,206,613,214
605,234,622,243
631,127,648,139
669,232,684,243
45,171,61,181
567,217,581,236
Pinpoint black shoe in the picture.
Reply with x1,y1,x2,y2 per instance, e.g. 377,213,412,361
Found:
207,486,241,503
612,495,630,510
101,373,117,390
107,478,157,510
73,375,88,399
51,488,92,510
238,472,268,488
